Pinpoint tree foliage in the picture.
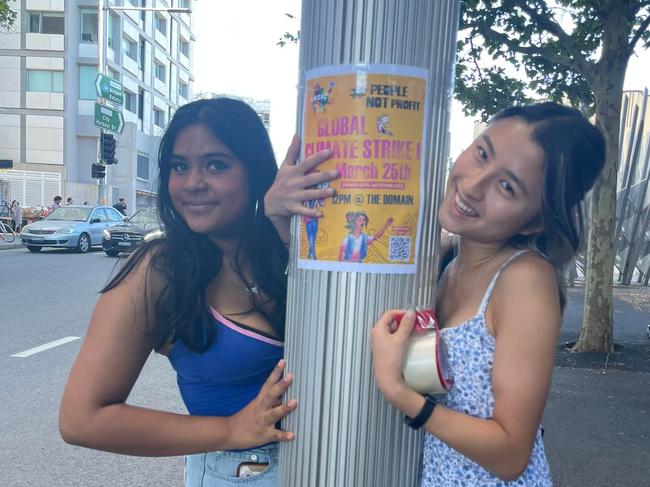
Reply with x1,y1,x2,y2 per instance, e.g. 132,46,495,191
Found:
277,13,300,47
456,0,650,120
0,0,17,30
277,31,300,47
455,0,650,352
279,1,650,352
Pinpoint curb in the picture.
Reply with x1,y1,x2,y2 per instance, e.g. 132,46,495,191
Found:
0,240,23,250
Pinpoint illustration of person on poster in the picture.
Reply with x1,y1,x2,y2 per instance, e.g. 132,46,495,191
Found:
298,64,429,274
303,176,331,260
339,212,394,263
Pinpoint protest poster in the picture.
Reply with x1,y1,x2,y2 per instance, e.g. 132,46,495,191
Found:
299,64,429,274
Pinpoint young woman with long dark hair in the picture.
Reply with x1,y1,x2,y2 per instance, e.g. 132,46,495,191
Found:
59,97,335,486
371,102,606,485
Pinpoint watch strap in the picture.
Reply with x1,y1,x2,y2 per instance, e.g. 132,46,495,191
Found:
404,395,436,430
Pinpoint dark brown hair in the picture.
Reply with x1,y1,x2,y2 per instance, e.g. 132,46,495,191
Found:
103,98,288,352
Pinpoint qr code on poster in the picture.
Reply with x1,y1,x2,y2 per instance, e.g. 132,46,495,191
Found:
388,236,411,262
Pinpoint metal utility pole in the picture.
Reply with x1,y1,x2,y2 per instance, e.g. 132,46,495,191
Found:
97,0,107,205
279,1,460,486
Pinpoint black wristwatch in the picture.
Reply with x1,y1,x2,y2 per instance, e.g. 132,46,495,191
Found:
404,395,437,430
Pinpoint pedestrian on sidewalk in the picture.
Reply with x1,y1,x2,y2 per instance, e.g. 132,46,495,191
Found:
59,97,335,486
370,102,606,485
112,197,128,216
11,200,22,233
51,195,62,211
66,196,74,205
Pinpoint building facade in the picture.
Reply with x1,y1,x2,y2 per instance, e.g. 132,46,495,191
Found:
194,91,271,131
0,0,194,211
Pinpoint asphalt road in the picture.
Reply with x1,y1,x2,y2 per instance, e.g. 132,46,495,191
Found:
0,248,185,486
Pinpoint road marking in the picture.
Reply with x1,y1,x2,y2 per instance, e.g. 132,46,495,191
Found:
11,336,81,358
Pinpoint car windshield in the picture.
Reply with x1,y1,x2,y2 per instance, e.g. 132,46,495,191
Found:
46,207,91,222
127,208,159,224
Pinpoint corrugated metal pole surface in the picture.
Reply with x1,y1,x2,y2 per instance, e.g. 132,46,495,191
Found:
279,1,461,486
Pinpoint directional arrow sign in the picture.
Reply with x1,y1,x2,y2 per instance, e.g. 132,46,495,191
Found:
95,73,124,105
94,103,124,134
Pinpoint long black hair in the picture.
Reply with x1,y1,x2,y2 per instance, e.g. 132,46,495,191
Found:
491,102,606,271
103,98,288,352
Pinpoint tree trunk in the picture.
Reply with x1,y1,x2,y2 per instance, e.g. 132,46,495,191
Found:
575,119,617,352
573,53,628,352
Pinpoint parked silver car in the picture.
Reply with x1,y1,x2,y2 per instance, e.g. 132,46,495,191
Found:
20,205,125,253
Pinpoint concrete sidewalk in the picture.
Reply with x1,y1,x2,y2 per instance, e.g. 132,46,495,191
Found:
0,236,22,250
544,286,650,486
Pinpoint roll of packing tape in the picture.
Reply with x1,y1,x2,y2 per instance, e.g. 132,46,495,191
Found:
402,331,453,395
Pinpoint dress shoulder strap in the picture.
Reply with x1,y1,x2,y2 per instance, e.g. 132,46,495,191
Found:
477,249,529,316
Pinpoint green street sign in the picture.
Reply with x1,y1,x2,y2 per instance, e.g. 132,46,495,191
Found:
95,73,124,105
94,103,124,134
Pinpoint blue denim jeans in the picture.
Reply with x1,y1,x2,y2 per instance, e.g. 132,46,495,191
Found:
184,444,278,486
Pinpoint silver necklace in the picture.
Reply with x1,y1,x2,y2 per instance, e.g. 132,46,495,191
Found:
244,282,259,295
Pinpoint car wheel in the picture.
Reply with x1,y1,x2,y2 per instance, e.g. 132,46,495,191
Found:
77,233,91,253
105,249,120,257
27,246,42,253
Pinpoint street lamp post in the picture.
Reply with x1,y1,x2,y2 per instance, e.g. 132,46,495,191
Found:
96,0,107,205
278,1,460,485
95,0,191,205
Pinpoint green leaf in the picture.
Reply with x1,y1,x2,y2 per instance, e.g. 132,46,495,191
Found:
0,0,17,30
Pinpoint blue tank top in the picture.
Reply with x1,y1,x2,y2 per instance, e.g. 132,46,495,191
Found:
168,307,284,417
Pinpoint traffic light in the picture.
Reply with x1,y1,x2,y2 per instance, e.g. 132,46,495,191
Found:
91,162,106,179
100,132,117,164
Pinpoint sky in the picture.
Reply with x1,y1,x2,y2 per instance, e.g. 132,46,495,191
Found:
192,0,301,161
191,0,650,161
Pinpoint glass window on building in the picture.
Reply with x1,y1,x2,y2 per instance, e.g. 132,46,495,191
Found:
137,154,149,180
178,81,188,99
107,13,118,48
155,15,167,35
259,111,270,129
27,70,63,93
125,91,137,113
28,12,65,35
153,108,165,127
179,39,189,57
80,9,98,43
108,68,119,80
79,66,98,100
179,0,190,8
168,18,174,52
29,13,40,33
139,38,146,70
123,37,138,61
154,62,166,82
138,89,145,122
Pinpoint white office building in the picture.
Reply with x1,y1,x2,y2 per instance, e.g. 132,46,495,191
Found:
0,0,194,210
